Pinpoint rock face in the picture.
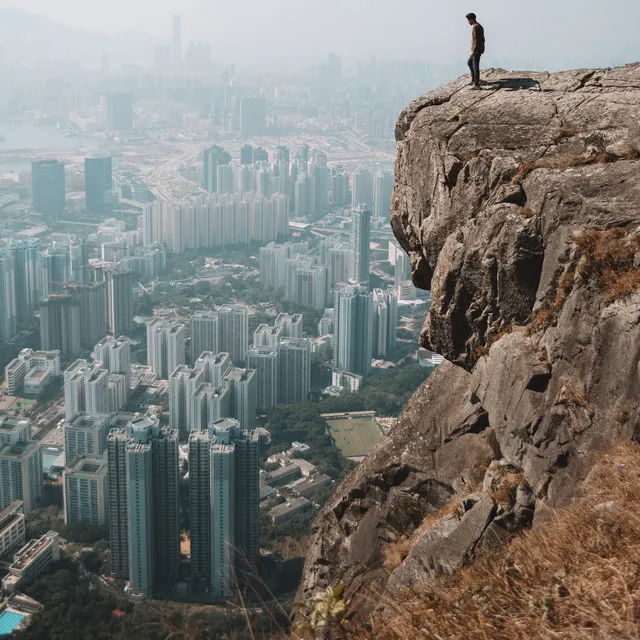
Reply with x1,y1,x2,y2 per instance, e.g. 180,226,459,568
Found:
297,65,640,617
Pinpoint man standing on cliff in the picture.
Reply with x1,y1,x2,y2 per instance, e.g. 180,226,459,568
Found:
466,13,485,89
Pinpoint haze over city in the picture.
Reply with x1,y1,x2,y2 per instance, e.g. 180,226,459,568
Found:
0,0,639,69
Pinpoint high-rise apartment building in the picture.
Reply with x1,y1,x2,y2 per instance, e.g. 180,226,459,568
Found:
203,146,231,193
350,169,374,211
277,339,311,405
11,241,40,325
169,365,203,441
85,154,113,213
285,256,327,310
333,283,373,377
191,384,230,431
108,417,180,596
63,360,110,421
102,267,133,335
222,369,257,431
350,204,371,285
64,413,111,466
0,441,43,513
65,282,108,348
32,160,65,215
190,311,219,364
63,458,109,525
68,241,90,284
194,351,231,386
240,144,253,165
245,347,278,411
39,295,81,358
217,305,248,365
146,319,186,378
0,250,16,342
373,170,394,219
107,93,134,132
188,419,260,596
372,288,398,358
275,313,303,338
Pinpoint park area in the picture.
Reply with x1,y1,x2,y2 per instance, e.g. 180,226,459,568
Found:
325,414,384,459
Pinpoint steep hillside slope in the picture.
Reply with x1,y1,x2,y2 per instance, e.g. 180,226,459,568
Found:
297,64,640,619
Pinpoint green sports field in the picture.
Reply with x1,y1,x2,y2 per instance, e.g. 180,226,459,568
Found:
327,417,383,458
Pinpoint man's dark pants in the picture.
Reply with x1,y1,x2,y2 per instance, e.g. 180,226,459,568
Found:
468,53,482,85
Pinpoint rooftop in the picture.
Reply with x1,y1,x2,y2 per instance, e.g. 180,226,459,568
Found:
11,531,58,572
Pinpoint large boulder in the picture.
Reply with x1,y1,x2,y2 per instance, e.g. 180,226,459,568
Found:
297,64,640,618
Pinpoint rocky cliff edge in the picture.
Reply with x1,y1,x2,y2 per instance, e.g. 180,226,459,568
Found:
297,64,640,618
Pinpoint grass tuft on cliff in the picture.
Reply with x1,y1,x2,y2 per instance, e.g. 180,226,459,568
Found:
354,442,640,640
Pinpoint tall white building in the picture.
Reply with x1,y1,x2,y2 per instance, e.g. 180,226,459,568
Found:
0,441,42,513
223,368,257,430
63,458,109,525
190,311,219,364
63,360,110,422
350,204,371,285
333,283,373,378
168,365,203,441
64,413,111,466
350,169,374,211
194,352,231,386
0,250,17,342
373,170,394,219
285,256,327,310
275,313,304,338
191,384,230,431
217,305,248,365
146,319,186,378
108,417,180,596
188,419,261,597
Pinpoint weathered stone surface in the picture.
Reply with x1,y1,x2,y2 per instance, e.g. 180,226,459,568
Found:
297,65,640,618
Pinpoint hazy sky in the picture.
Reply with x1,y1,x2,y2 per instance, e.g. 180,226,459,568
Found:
1,0,639,69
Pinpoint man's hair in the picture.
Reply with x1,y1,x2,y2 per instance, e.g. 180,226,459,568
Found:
466,12,477,20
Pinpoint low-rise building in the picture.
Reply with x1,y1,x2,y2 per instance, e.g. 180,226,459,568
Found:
2,531,60,593
268,497,312,525
0,501,26,558
264,462,302,487
288,474,332,499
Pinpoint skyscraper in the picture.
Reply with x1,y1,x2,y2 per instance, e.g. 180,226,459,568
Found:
32,160,66,216
350,169,374,211
333,283,373,377
240,144,253,165
373,170,394,219
146,319,186,378
107,93,134,132
275,313,303,338
217,305,248,365
245,347,278,411
277,338,311,405
190,311,219,364
188,419,260,596
11,241,40,326
68,240,90,284
39,295,81,358
65,282,108,349
94,335,131,392
240,97,267,136
64,413,111,466
63,360,110,421
222,368,257,430
169,365,203,441
350,204,371,285
203,146,231,193
372,288,398,358
194,351,231,386
285,256,327,310
0,250,16,342
108,417,180,595
85,154,113,213
94,267,133,335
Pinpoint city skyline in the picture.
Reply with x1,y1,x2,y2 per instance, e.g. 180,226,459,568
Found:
0,3,638,71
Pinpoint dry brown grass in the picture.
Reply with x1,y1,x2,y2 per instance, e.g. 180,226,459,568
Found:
575,227,640,302
357,442,640,640
490,472,526,506
383,496,462,571
528,264,577,335
551,128,581,144
511,140,640,185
